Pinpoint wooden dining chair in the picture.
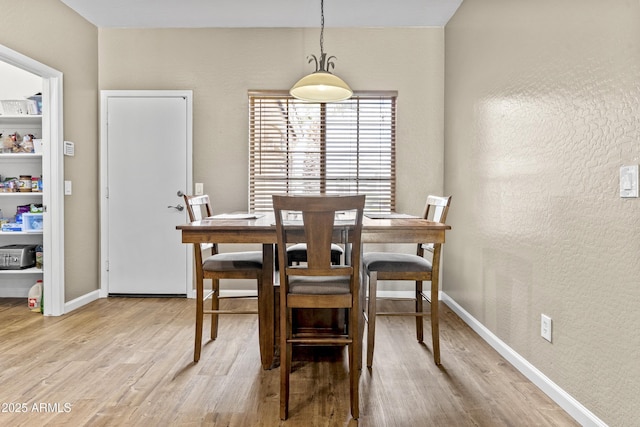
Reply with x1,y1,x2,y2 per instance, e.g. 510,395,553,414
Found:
273,194,365,421
363,195,452,367
183,194,263,363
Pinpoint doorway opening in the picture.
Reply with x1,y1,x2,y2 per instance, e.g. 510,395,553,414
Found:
0,44,65,316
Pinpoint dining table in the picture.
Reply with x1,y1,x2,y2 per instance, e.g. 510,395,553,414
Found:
176,211,451,370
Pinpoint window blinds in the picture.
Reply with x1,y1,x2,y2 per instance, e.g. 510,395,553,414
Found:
248,91,397,213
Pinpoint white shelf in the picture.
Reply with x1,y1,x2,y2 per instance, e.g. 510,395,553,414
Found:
0,153,42,159
0,115,42,123
0,230,43,235
0,267,42,275
0,192,43,197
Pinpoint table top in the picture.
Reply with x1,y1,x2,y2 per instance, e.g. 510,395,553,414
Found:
177,212,451,244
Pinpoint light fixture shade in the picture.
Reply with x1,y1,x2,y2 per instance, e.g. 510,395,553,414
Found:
290,71,353,103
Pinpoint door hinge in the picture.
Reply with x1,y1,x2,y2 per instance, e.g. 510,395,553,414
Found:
105,260,109,272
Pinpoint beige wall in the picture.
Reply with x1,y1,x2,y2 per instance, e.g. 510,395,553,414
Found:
98,27,445,217
0,0,99,301
445,0,640,424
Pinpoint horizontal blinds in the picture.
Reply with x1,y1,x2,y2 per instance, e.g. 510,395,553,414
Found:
249,91,396,213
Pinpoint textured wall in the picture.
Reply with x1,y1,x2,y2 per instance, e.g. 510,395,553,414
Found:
0,0,99,301
444,0,640,425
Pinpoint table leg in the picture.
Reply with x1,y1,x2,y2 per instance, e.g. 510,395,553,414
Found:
258,243,275,369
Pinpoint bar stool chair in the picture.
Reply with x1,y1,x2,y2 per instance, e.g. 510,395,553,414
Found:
363,195,451,367
183,194,263,363
273,194,365,420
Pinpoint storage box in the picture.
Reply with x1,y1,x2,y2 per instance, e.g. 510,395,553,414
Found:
1,223,22,232
0,100,29,115
22,213,43,232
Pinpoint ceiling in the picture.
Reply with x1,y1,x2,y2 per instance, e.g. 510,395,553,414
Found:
60,0,463,29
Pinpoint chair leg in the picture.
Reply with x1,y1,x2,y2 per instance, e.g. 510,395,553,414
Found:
415,280,424,343
357,274,366,373
366,271,378,368
211,279,220,340
194,278,204,363
349,307,360,419
431,279,440,365
280,307,292,420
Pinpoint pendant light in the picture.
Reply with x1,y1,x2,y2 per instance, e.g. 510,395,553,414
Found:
290,0,353,103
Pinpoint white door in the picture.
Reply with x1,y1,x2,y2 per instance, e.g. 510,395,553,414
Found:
101,91,192,295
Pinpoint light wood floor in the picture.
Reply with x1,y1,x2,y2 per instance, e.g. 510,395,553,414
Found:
0,296,578,426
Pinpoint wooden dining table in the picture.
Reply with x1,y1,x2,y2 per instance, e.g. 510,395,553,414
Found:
176,212,451,370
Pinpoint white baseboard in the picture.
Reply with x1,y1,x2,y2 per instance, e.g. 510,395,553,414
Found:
64,289,100,314
440,292,607,427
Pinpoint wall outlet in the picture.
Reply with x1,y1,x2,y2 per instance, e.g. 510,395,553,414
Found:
541,314,552,342
195,182,204,196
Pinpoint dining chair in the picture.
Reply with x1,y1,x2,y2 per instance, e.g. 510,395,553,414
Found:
363,195,452,367
273,194,365,421
183,194,263,363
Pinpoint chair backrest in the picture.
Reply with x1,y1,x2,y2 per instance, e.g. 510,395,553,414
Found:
183,194,216,254
183,194,213,222
273,195,366,284
422,195,452,224
420,195,452,254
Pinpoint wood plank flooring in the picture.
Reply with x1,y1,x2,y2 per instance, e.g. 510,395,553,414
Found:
0,297,578,426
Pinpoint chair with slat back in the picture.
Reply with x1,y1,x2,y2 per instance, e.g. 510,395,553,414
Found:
273,194,366,421
363,195,452,367
183,194,263,363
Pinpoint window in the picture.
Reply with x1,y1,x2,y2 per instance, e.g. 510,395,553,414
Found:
248,90,397,213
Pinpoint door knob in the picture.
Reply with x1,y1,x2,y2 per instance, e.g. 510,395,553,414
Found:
168,204,184,212
177,190,184,197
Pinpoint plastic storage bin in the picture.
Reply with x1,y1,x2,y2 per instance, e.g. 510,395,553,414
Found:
22,213,43,232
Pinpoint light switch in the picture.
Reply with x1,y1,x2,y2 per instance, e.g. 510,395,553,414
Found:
195,183,204,196
620,165,639,198
64,180,72,195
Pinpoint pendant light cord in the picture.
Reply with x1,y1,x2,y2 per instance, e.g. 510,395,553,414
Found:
320,0,325,56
